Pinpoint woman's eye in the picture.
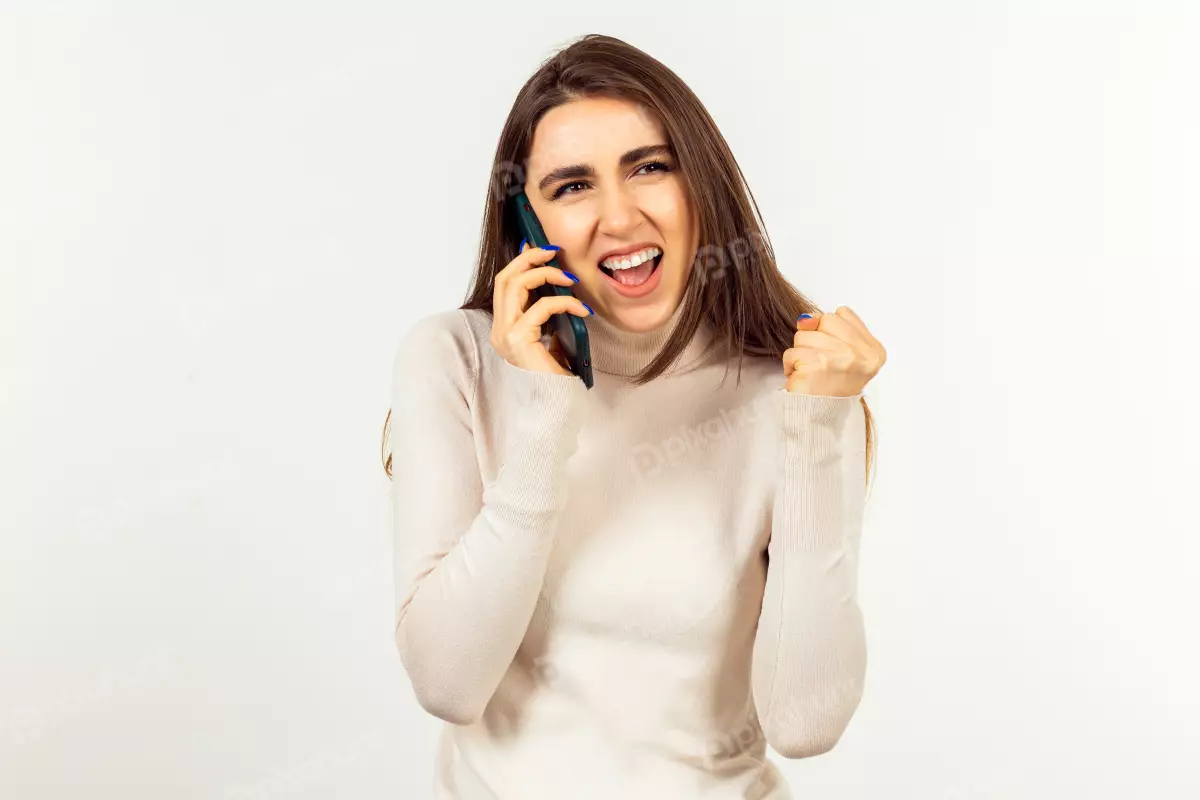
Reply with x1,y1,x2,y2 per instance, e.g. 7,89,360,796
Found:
551,162,671,200
553,180,589,199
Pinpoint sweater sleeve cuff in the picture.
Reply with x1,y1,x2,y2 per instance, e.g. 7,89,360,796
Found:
484,359,589,531
776,387,862,438
773,388,864,552
502,358,590,421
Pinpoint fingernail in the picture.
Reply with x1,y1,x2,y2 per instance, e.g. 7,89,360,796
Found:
798,313,812,320
583,303,594,315
562,270,579,283
519,237,526,250
541,244,561,251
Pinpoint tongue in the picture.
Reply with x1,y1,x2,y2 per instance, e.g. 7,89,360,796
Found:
612,259,655,286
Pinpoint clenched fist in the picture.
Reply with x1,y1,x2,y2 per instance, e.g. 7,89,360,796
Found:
783,306,886,397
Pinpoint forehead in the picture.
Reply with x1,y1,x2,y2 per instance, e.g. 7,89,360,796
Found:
528,97,666,169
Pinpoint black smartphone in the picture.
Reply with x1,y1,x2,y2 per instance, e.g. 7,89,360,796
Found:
509,191,594,389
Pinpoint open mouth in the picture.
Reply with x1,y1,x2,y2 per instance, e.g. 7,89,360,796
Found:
599,251,663,287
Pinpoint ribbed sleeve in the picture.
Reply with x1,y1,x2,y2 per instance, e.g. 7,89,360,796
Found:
750,388,869,759
389,311,588,725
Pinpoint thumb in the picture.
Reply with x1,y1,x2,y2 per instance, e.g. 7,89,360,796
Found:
547,329,570,369
795,311,822,330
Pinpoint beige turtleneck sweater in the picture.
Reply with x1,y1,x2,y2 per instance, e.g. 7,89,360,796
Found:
388,298,868,799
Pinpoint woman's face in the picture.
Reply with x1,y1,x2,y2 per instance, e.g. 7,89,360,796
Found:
523,96,696,332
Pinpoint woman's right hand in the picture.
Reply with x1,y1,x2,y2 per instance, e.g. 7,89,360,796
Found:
490,242,593,377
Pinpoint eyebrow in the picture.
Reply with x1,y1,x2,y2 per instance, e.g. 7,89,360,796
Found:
535,143,675,192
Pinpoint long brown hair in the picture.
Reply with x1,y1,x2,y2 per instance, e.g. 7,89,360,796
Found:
383,33,877,490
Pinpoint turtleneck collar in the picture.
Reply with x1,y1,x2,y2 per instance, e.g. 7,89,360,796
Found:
584,299,717,378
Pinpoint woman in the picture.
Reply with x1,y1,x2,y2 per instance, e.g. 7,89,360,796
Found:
383,33,886,799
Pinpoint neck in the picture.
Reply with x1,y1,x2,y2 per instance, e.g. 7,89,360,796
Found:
584,299,716,378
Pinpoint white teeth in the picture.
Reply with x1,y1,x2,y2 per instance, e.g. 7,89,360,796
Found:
601,246,661,270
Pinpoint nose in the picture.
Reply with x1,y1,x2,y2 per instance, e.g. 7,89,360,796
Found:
596,184,641,236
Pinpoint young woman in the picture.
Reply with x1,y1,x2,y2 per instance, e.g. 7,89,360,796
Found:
383,33,886,799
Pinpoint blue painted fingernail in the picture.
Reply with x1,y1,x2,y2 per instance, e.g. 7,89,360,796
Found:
562,270,579,282
798,313,812,320
519,237,526,249
583,303,594,315
541,244,561,251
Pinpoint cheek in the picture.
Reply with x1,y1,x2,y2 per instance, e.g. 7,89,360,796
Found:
639,184,689,231
644,185,695,282
674,247,695,287
542,212,594,260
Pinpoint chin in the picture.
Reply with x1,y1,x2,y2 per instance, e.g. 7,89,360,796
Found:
606,297,679,332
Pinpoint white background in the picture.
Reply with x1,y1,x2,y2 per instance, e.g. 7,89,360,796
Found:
3,2,1198,798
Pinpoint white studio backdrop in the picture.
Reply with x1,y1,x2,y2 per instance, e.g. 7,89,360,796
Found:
3,3,1198,798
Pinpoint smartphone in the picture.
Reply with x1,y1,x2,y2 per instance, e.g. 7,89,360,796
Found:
509,191,594,389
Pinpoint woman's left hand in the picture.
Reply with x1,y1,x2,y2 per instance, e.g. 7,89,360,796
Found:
784,306,887,397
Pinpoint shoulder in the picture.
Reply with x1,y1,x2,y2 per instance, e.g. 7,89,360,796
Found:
392,308,490,397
